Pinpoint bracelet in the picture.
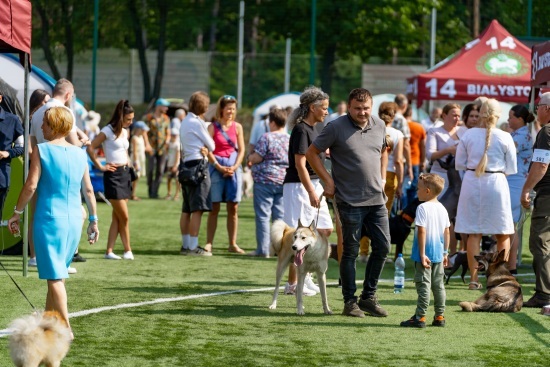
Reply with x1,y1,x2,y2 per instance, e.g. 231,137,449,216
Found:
381,179,386,183
13,206,24,215
88,215,98,222
443,250,449,255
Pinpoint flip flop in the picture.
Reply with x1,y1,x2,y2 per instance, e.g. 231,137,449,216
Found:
468,282,482,290
228,246,245,254
203,244,212,253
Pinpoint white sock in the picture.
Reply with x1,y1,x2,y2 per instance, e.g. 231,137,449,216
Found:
189,236,199,251
182,234,190,249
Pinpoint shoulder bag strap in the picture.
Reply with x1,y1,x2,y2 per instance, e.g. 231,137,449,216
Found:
214,122,239,152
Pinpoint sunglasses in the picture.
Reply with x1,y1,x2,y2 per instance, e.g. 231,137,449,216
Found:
535,104,548,110
223,95,236,101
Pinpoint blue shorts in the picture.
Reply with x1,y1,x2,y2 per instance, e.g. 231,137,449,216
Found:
210,165,242,203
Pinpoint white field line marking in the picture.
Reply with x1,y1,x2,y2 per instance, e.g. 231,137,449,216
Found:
0,274,536,337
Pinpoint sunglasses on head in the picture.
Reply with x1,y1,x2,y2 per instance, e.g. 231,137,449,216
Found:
223,95,236,101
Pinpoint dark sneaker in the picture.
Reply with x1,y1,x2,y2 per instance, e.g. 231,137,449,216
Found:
358,294,388,317
400,315,426,328
342,299,365,318
523,295,550,308
73,253,87,262
432,315,446,327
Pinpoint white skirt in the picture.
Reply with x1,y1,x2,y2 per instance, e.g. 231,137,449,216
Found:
455,170,514,234
282,179,332,230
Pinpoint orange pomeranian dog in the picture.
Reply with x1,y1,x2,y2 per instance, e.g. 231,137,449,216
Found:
8,311,71,367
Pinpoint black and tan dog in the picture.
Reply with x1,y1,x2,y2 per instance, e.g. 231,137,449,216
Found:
459,250,523,313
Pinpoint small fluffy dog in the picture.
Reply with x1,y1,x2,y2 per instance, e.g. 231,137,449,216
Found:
459,250,523,313
269,219,332,315
9,311,72,367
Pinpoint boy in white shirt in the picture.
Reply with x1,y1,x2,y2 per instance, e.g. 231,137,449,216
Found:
401,173,450,328
165,129,181,200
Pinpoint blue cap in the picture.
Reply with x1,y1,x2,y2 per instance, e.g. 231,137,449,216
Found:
155,98,170,107
133,121,149,131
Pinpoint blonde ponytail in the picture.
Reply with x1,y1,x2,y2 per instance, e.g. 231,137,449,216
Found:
475,99,500,176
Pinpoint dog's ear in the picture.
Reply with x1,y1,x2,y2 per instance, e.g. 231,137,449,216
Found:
496,249,507,263
297,218,304,228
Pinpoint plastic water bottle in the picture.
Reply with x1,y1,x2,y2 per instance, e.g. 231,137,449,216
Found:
394,254,406,293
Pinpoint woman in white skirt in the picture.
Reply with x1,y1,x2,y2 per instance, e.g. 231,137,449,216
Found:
455,99,517,290
282,86,332,296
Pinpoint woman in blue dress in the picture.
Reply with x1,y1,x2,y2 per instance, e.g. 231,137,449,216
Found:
506,105,534,274
9,107,99,339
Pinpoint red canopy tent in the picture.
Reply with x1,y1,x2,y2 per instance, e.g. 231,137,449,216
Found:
407,20,531,106
0,0,32,275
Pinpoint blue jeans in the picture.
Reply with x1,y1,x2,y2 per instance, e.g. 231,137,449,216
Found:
337,202,390,302
253,182,284,255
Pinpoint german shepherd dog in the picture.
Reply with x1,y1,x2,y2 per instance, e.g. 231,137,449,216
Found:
9,311,72,367
445,237,497,284
459,250,523,312
269,219,332,315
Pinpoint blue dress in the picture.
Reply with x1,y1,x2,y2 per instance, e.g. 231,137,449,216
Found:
34,143,87,279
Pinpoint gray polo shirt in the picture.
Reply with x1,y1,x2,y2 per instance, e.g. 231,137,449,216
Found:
313,114,386,206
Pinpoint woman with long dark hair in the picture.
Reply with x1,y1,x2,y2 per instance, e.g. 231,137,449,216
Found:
87,100,135,260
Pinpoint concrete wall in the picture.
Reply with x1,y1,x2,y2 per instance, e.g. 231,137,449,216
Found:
31,49,210,105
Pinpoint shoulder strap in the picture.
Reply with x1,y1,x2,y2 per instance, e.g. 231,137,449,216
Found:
214,122,239,151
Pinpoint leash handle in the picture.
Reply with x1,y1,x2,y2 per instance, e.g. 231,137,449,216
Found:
0,260,36,311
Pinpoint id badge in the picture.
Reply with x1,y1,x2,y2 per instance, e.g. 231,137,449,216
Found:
532,149,550,164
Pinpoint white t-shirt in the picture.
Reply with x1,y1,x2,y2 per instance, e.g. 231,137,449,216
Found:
167,141,181,167
31,98,77,144
386,126,404,173
101,125,129,165
411,201,450,263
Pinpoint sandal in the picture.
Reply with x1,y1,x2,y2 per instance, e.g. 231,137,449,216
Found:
164,194,172,200
131,196,141,201
203,244,212,253
173,195,180,200
228,245,245,254
468,282,482,290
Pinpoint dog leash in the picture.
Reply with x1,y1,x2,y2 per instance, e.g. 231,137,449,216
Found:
0,260,36,310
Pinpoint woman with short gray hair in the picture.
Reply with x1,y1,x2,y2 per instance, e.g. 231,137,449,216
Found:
282,86,332,296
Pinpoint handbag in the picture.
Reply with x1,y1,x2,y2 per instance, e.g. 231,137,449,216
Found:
129,167,138,182
178,158,208,186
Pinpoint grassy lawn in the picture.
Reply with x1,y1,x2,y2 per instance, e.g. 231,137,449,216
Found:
0,183,548,366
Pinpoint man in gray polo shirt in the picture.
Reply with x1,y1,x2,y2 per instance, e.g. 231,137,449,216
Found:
306,88,390,318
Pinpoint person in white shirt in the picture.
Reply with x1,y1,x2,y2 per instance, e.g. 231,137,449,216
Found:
87,100,136,261
455,98,517,290
179,92,216,256
165,128,181,200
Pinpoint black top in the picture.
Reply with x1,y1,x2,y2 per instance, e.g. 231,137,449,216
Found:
284,122,325,183
0,107,24,188
533,124,550,195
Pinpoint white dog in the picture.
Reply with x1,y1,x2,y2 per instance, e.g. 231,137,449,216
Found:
269,219,332,315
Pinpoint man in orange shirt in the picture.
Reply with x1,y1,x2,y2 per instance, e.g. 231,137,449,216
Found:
402,106,426,208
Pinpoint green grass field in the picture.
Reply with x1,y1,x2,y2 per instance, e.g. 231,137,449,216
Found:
1,183,548,366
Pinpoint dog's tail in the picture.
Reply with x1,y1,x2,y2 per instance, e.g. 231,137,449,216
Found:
270,220,290,257
459,301,480,312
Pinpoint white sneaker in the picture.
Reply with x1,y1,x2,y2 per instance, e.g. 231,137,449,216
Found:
104,252,122,260
123,251,134,260
28,257,37,267
283,282,317,296
304,273,320,293
358,254,369,264
188,247,212,257
68,267,77,274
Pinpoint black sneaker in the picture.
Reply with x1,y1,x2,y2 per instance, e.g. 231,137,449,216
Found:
400,315,426,328
358,294,388,317
73,253,87,262
432,315,446,327
342,299,365,318
523,295,550,308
